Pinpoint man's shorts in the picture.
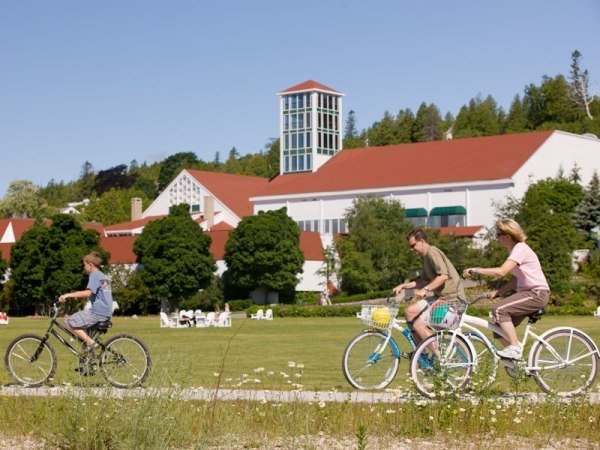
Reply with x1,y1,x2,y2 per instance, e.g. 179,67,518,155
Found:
66,309,110,329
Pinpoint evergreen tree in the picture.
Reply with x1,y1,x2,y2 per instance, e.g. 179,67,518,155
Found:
396,108,416,143
213,151,221,169
83,187,151,225
265,138,280,178
344,110,358,140
366,111,398,146
78,161,96,199
157,152,199,192
568,50,596,120
574,171,600,239
504,95,528,133
223,208,304,301
224,147,240,174
93,164,137,196
133,204,215,307
413,103,442,142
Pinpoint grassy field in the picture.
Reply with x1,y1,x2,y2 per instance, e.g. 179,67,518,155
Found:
0,315,599,448
0,314,599,393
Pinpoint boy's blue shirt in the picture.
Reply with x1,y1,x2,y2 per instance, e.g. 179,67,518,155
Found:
87,270,113,317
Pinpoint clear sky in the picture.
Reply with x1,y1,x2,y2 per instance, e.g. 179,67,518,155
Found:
1,0,599,197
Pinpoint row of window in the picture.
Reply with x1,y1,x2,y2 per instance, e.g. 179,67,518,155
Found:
282,93,340,111
284,154,313,172
297,218,348,234
283,132,312,150
318,132,340,151
283,93,312,111
318,112,338,131
284,112,311,131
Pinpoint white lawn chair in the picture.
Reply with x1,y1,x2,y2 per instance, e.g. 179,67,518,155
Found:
205,312,217,327
217,312,232,327
160,312,177,328
178,310,193,327
250,309,264,320
594,306,600,318
195,309,207,327
263,309,273,320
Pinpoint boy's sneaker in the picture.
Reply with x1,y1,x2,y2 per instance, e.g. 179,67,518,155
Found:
79,342,99,355
497,345,522,360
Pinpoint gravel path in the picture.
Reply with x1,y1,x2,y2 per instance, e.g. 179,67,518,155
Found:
1,385,599,404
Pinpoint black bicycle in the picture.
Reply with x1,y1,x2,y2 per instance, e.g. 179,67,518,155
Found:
5,304,151,388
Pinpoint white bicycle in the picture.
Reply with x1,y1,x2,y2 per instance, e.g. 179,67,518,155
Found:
411,295,600,398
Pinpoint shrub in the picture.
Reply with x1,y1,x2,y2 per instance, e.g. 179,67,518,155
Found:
247,304,361,318
294,291,319,305
227,299,253,312
332,290,390,304
179,276,224,311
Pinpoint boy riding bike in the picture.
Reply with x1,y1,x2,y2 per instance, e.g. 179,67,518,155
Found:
58,251,114,353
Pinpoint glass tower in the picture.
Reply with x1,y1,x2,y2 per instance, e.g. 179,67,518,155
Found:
278,80,344,175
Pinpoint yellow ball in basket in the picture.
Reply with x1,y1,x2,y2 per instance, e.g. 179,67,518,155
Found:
371,308,391,326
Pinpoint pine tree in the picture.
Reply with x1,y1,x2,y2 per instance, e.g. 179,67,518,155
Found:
504,95,528,133
569,50,595,120
574,171,600,238
344,110,358,140
413,103,442,142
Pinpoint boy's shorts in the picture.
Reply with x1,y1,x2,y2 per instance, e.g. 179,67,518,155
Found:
66,309,110,329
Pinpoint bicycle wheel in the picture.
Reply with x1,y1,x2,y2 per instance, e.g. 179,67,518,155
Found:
100,334,151,388
342,331,400,390
410,331,473,398
530,328,598,397
463,331,498,390
5,334,57,387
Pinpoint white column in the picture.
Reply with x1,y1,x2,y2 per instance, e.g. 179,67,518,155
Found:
338,95,343,150
465,188,470,225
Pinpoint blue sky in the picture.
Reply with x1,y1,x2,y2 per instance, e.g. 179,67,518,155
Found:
1,0,599,197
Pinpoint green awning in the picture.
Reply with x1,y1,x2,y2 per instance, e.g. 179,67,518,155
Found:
429,206,467,216
405,208,428,218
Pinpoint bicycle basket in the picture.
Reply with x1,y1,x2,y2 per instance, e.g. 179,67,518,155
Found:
360,306,398,330
421,299,465,330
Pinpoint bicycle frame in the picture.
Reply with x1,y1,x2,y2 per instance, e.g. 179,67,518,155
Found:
366,319,417,360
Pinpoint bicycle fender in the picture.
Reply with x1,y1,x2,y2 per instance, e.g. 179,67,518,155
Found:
536,327,600,355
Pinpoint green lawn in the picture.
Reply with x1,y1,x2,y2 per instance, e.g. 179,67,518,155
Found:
1,314,599,393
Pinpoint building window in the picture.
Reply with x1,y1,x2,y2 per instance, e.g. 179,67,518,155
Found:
292,155,298,171
307,93,311,108
307,131,311,147
298,113,304,129
307,112,311,128
299,155,305,171
318,113,321,128
291,114,297,130
318,93,322,108
284,115,289,131
284,134,289,150
334,115,338,130
291,134,297,149
285,156,290,172
284,96,289,110
299,133,304,148
427,206,467,228
306,153,312,170
318,132,322,147
291,95,297,109
298,94,304,109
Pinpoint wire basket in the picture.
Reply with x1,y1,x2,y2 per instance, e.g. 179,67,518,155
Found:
421,299,466,330
359,305,399,331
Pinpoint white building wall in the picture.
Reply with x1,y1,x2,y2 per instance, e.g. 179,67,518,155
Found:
512,131,600,198
296,260,327,292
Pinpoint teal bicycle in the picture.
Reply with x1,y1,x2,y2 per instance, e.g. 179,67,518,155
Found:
342,296,475,392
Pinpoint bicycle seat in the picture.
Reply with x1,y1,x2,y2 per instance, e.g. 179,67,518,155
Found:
527,309,545,324
94,320,113,331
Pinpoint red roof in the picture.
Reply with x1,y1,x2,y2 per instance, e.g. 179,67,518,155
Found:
206,230,324,262
186,170,269,218
438,226,484,238
206,230,231,260
83,222,106,237
0,243,12,262
210,221,235,231
300,231,325,260
8,219,38,241
258,131,554,197
100,236,138,264
105,215,166,233
279,80,340,94
0,219,10,240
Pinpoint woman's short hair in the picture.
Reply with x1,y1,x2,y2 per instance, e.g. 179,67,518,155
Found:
496,219,526,243
406,228,428,243
83,251,103,268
